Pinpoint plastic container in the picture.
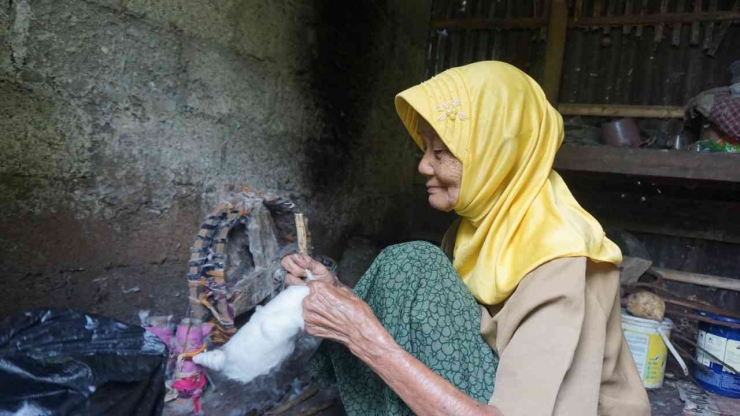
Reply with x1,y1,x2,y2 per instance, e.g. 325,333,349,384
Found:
694,312,740,399
621,311,673,389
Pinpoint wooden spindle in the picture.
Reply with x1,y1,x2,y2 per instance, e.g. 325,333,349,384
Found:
294,213,310,256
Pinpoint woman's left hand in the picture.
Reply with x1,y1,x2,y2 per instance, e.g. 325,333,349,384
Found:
303,281,389,357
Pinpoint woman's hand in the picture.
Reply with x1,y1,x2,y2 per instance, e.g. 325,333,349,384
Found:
281,254,339,287
302,281,391,358
303,281,501,416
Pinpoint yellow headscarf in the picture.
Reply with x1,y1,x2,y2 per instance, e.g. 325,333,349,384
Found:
395,61,622,305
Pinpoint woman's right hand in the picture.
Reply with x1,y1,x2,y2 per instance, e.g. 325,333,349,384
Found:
281,254,340,287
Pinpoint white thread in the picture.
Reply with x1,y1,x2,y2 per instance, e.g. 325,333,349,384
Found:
191,286,309,384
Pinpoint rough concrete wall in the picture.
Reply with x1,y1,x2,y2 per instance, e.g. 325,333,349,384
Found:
0,0,430,321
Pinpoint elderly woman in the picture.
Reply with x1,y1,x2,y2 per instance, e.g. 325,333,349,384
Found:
281,62,650,416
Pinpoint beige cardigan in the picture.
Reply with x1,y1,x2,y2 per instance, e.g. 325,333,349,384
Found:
479,257,651,416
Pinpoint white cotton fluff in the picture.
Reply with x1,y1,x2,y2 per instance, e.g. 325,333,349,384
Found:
193,285,309,384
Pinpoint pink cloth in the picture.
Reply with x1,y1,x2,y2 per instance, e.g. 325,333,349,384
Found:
144,326,173,349
175,323,204,353
175,322,205,374
201,322,213,338
172,374,207,413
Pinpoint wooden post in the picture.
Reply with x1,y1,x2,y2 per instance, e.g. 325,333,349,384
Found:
543,0,568,104
294,213,310,256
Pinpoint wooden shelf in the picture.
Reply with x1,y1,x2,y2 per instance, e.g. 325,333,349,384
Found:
430,11,740,31
554,146,740,183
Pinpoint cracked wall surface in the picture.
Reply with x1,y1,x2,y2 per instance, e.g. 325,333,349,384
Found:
0,0,430,321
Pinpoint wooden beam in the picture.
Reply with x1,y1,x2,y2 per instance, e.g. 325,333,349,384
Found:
543,0,568,104
430,11,740,31
557,103,684,118
653,267,740,292
575,10,740,27
554,146,740,183
430,17,547,30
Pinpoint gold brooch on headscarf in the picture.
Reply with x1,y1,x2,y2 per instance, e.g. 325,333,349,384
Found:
435,99,468,122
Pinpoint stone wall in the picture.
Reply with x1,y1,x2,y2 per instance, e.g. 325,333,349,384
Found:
0,0,431,321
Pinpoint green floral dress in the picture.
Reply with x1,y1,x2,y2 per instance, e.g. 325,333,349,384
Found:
310,241,498,415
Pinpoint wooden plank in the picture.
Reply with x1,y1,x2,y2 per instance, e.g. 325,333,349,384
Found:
655,0,668,45
431,17,547,30
554,146,740,183
430,11,740,31
540,0,551,40
672,0,686,46
623,0,634,34
636,0,648,37
604,0,617,35
691,0,704,45
704,0,719,49
593,0,603,31
543,0,568,104
653,267,740,292
557,103,684,118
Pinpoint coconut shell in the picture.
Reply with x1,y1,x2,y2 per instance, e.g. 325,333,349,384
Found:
626,291,666,322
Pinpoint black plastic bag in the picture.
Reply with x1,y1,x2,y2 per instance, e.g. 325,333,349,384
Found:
0,309,167,416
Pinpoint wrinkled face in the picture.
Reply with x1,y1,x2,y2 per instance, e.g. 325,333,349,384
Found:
417,117,463,212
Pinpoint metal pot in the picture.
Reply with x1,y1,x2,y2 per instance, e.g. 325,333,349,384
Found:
666,130,696,150
602,118,641,147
